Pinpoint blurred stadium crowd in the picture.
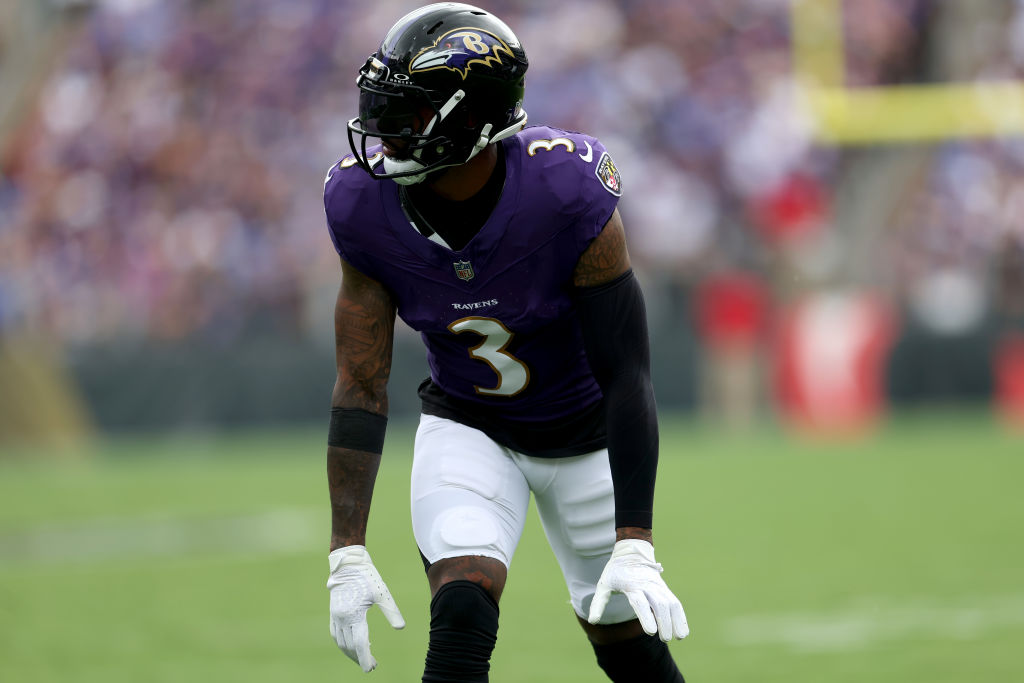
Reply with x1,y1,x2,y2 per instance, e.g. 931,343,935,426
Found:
1,0,1024,351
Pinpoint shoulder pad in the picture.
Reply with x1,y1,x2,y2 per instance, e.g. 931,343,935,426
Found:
515,126,622,198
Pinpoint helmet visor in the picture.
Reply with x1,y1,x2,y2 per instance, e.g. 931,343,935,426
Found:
357,86,437,158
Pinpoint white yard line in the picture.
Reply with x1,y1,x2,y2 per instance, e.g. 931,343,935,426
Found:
724,596,1024,651
0,508,321,567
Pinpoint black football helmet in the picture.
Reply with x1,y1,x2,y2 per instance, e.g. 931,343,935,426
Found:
347,3,529,185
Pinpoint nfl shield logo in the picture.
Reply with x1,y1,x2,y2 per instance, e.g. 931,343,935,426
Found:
453,260,475,281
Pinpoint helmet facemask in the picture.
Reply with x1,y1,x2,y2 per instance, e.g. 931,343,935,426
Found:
348,57,486,185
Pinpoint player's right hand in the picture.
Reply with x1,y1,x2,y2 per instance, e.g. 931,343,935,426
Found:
327,545,405,672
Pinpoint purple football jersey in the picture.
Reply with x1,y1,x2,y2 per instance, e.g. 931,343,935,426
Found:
324,126,622,423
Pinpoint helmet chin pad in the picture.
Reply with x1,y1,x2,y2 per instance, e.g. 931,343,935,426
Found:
383,155,430,185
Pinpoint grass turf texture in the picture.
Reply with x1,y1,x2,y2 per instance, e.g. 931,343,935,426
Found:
1,410,1022,682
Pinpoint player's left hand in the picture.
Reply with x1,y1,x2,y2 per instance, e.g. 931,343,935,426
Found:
588,539,689,641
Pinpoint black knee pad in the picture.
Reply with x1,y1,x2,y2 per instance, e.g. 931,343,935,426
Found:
593,632,685,683
422,580,500,682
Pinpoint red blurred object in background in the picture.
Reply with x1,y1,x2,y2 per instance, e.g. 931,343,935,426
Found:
773,292,896,437
750,172,829,244
994,333,1024,430
694,271,769,351
693,271,770,426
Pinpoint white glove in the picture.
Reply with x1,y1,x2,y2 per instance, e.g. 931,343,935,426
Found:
588,539,689,642
327,545,405,672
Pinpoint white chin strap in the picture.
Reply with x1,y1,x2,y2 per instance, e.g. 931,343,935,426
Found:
386,89,466,186
385,106,529,186
383,124,492,187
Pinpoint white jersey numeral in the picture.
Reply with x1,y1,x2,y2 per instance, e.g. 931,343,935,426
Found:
526,137,576,156
448,317,530,397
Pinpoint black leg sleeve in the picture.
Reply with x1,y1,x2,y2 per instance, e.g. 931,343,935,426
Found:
422,581,499,682
592,633,685,683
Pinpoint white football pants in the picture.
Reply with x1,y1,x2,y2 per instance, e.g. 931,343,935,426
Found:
411,414,634,624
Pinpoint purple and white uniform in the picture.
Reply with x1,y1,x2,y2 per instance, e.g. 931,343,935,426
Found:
326,125,635,622
325,125,622,457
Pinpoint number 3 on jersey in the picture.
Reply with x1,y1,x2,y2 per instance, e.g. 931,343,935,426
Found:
448,317,530,397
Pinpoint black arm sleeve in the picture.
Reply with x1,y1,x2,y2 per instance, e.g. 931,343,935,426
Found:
575,269,658,529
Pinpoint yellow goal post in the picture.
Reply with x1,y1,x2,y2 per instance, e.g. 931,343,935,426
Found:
791,0,1024,144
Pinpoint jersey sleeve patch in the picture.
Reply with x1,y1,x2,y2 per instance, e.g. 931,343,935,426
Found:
595,152,622,197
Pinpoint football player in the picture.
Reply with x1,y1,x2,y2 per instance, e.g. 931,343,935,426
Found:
324,4,688,681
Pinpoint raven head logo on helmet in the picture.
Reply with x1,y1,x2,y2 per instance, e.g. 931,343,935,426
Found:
410,29,516,80
346,3,529,185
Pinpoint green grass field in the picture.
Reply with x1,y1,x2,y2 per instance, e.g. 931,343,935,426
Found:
2,410,1023,682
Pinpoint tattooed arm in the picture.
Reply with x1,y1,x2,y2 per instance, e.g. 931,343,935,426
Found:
573,208,632,288
328,257,397,551
573,209,656,544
